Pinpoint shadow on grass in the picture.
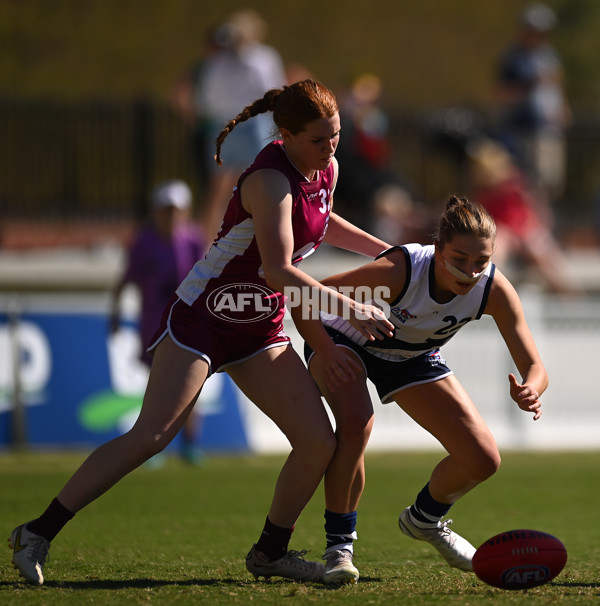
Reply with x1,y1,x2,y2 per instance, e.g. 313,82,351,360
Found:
1,575,384,590
1,578,248,590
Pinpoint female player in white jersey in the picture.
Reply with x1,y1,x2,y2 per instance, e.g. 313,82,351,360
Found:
9,80,394,586
299,195,548,583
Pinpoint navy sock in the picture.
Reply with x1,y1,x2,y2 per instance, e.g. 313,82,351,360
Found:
255,516,293,562
409,483,452,526
324,509,357,550
27,497,75,542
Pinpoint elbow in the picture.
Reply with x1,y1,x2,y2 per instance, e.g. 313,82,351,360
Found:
536,365,549,396
262,266,289,293
540,362,549,391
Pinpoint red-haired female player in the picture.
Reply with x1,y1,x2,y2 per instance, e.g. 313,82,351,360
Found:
9,80,394,585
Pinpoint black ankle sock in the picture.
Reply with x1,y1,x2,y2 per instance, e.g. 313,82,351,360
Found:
410,483,452,525
27,498,75,542
255,516,293,562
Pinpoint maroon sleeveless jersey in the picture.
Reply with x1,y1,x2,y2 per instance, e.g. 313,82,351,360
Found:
176,140,335,334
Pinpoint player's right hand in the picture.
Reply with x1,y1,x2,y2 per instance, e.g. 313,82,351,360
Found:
348,302,394,341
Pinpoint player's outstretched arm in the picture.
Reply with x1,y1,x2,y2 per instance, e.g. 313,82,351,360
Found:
485,270,548,420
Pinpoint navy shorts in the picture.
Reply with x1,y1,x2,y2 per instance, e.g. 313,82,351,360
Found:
304,328,452,404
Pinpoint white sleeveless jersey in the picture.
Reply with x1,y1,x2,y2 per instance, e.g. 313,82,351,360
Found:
321,243,495,362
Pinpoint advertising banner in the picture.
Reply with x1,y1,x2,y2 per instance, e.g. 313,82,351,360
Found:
0,296,248,452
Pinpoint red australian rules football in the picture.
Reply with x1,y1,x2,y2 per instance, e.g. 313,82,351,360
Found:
472,529,567,590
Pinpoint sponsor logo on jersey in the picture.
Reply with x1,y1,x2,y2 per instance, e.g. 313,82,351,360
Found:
391,307,417,324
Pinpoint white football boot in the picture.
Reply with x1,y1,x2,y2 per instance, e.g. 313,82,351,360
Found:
8,523,50,585
398,507,475,571
322,548,359,584
245,544,324,582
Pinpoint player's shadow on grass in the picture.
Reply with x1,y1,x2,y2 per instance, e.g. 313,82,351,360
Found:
2,576,383,590
1,579,243,590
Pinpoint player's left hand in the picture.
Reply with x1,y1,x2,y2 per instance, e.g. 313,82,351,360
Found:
508,373,542,420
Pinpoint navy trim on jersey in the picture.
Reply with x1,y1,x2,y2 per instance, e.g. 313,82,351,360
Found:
389,246,411,306
375,245,403,260
428,255,436,295
360,332,455,353
476,264,495,319
320,243,495,364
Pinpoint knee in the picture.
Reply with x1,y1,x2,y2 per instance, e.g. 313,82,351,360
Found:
309,429,337,470
469,449,501,483
287,422,336,469
336,410,374,448
127,427,170,461
316,430,337,463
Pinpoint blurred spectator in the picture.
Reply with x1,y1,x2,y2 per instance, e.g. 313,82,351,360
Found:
170,9,286,241
494,3,571,204
371,184,436,247
334,73,432,243
109,180,207,463
170,26,228,195
426,105,486,186
466,138,581,296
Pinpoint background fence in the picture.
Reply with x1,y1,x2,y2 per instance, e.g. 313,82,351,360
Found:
0,96,599,453
1,97,600,235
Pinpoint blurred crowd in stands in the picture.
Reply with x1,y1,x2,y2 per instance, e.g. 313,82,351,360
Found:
2,5,595,297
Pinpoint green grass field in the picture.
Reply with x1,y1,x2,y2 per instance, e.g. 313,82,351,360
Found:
1,450,598,605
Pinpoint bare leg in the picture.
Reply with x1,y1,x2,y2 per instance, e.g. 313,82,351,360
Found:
308,347,373,513
57,336,209,512
393,375,501,504
227,345,336,528
305,347,372,584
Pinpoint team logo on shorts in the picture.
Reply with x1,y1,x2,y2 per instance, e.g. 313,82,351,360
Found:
427,350,445,365
206,283,280,323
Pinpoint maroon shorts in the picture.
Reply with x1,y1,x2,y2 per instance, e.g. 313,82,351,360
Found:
147,297,291,374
